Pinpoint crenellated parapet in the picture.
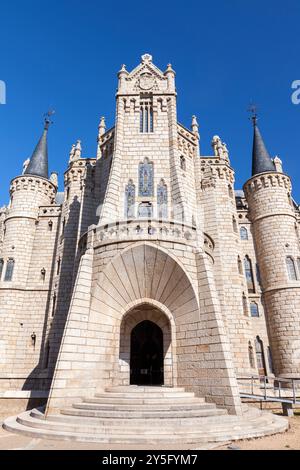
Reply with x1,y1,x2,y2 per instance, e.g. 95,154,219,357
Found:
243,172,291,197
177,123,198,158
10,175,56,201
64,159,96,186
200,158,235,188
98,127,115,159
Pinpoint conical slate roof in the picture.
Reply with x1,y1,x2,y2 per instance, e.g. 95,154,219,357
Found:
252,123,275,176
24,120,49,179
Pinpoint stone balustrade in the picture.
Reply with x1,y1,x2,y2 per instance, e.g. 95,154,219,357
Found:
93,219,198,247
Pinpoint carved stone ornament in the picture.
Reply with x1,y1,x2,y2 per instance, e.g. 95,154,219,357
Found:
139,72,155,90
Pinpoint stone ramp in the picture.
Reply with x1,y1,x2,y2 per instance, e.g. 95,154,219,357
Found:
2,386,288,448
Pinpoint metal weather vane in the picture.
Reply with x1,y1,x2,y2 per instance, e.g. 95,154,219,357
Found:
247,102,258,126
44,109,55,129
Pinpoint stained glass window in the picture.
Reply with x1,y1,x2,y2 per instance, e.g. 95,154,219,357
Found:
125,179,136,219
139,158,154,197
157,180,168,219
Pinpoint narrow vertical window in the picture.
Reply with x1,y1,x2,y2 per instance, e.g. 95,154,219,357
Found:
248,342,255,368
267,347,274,374
157,179,168,219
228,185,234,199
240,226,248,240
43,341,50,369
238,256,243,275
52,293,57,317
140,97,153,133
244,256,255,293
57,258,61,275
180,156,186,171
297,258,300,278
250,302,259,317
48,220,53,231
4,259,14,282
286,256,297,280
125,180,136,219
255,336,266,376
0,259,3,280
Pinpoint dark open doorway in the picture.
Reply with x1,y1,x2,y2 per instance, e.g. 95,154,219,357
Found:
130,320,164,385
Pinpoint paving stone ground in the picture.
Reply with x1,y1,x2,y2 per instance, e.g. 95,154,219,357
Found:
0,411,299,451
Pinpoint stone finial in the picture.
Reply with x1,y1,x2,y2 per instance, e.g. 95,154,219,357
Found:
118,64,128,76
273,155,283,173
141,54,153,63
98,116,106,137
165,63,175,74
191,115,199,134
74,140,82,160
69,144,76,163
50,172,58,187
22,158,30,174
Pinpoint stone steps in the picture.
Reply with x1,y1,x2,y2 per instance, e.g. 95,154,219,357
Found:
2,386,289,447
61,406,226,419
82,396,200,405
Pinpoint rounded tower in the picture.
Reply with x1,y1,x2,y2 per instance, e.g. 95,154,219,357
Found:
1,116,57,286
244,116,300,379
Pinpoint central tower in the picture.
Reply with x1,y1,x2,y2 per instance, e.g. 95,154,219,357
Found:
99,54,199,227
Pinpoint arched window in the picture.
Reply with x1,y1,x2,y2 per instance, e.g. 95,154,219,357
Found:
139,158,154,197
232,216,238,233
0,259,3,280
248,341,255,368
240,226,248,240
244,256,255,293
297,258,300,277
180,156,186,171
138,202,153,218
4,258,14,282
157,180,168,219
250,302,259,317
242,294,248,316
228,185,234,199
125,179,136,219
286,256,297,280
48,220,53,232
255,336,266,376
238,256,243,275
66,187,70,200
140,97,153,133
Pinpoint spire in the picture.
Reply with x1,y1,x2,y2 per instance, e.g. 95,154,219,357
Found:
249,108,275,176
24,111,54,179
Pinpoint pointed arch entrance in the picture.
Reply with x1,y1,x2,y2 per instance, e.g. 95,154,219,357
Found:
119,302,174,387
130,320,164,385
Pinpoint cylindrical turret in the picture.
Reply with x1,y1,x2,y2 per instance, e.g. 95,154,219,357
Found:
244,120,300,378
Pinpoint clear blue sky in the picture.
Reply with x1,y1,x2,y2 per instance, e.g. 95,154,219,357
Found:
0,0,299,205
